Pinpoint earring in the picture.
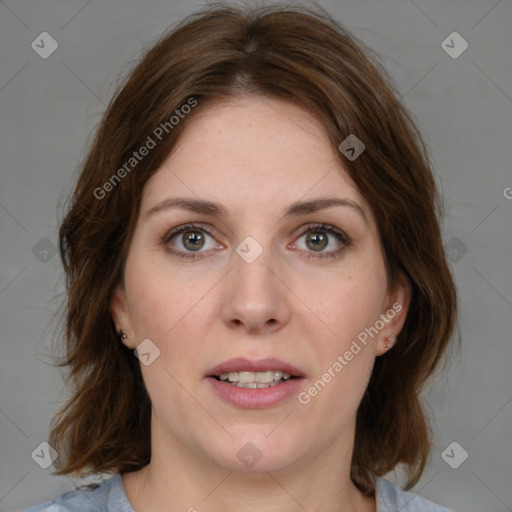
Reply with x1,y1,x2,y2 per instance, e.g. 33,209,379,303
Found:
118,329,127,339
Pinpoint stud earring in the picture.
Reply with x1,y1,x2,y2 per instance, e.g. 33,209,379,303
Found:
118,329,127,339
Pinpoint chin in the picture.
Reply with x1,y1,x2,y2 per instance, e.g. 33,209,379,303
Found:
205,430,305,475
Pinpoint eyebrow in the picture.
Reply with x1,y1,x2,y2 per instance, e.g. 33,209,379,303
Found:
144,196,368,225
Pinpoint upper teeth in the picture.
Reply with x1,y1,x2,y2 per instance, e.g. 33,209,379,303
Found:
219,371,291,383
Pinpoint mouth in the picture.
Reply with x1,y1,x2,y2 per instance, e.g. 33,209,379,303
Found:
206,357,305,408
212,370,299,389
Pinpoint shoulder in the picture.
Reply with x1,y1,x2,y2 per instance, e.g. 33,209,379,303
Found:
375,476,454,512
23,474,134,512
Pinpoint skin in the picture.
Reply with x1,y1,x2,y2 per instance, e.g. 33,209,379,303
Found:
111,96,411,512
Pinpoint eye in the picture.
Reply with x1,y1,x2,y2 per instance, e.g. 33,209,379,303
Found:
163,223,222,259
162,222,350,261
289,223,350,260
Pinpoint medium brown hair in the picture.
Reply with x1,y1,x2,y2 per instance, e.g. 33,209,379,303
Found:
49,1,457,496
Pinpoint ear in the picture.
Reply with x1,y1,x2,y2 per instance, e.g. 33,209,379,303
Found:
375,274,412,356
110,282,137,349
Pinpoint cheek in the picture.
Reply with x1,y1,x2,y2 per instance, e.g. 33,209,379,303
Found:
298,263,387,350
300,262,386,409
124,244,175,325
124,250,217,357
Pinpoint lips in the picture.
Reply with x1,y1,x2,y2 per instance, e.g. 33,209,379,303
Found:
206,357,305,408
207,357,305,378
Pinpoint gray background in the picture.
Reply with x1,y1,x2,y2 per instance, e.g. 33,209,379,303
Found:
1,0,511,511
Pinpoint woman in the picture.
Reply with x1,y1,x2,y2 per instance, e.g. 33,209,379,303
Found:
25,3,457,511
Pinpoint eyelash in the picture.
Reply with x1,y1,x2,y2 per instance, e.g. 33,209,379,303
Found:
162,223,351,261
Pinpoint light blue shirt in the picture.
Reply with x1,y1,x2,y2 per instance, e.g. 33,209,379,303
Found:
23,473,454,511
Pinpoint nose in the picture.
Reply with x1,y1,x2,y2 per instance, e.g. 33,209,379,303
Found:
220,246,291,335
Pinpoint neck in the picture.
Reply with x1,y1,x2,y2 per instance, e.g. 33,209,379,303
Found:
122,418,375,512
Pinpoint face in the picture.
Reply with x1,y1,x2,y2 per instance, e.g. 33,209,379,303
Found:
111,96,410,475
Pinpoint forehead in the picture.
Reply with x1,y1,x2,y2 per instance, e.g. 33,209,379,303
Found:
141,96,367,216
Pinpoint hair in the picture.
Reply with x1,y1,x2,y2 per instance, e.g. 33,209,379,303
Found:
49,1,457,496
